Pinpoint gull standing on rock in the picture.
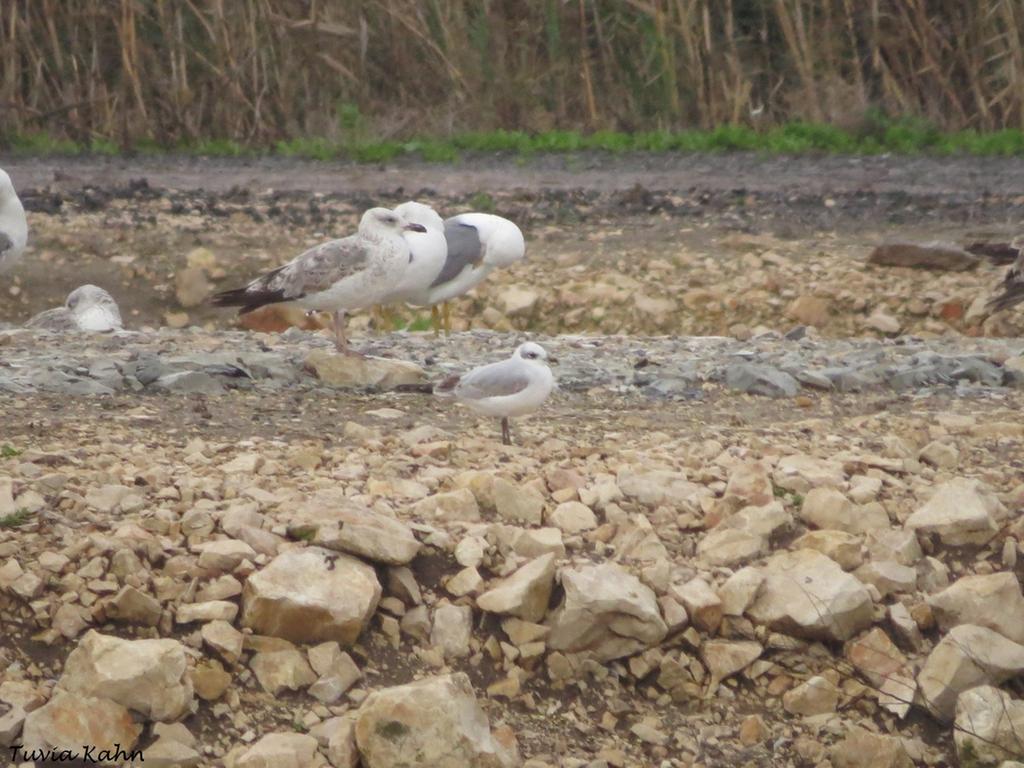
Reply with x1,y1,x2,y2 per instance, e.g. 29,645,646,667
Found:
987,240,1024,315
436,342,555,445
413,212,526,334
26,285,123,332
212,207,426,353
374,201,449,325
0,168,28,274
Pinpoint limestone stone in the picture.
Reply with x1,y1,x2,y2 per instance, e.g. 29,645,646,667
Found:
493,478,545,525
20,691,141,756
354,673,520,768
412,488,481,522
104,585,163,626
242,547,381,645
793,530,863,570
616,469,703,508
954,686,1024,768
718,567,764,617
59,630,194,721
800,488,888,533
432,603,473,660
701,640,762,685
547,563,667,662
783,675,839,716
670,578,722,633
773,455,845,493
234,732,321,768
251,648,317,694
305,350,426,390
202,619,244,664
905,478,1003,546
854,560,917,598
477,553,557,622
547,501,597,534
310,502,421,565
829,727,914,768
928,572,1024,644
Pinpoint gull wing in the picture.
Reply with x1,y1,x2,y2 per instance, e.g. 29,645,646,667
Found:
988,251,1024,314
431,220,484,287
213,235,371,311
455,358,531,400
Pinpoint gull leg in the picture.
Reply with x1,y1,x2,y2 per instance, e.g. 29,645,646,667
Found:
442,301,452,336
430,305,441,337
332,311,349,353
501,417,511,446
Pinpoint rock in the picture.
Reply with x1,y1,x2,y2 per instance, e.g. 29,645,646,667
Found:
954,686,1024,768
774,455,846,493
701,640,762,685
104,584,163,626
617,469,701,508
718,567,764,616
800,488,888,533
144,737,203,768
0,705,25,748
905,478,1003,546
431,603,473,660
928,572,1024,644
59,630,194,721
845,628,916,718
242,547,381,645
748,549,873,641
786,295,831,327
413,489,481,522
455,537,487,567
919,440,959,469
310,503,421,565
175,265,212,308
670,578,722,633
723,461,775,508
308,644,362,702
868,242,980,271
547,501,597,533
234,732,321,768
697,527,766,567
190,659,232,701
547,563,668,662
446,566,483,597
917,624,1024,721
888,602,924,651
725,363,799,398
195,538,258,571
251,648,317,695
783,675,839,716
854,560,917,598
354,673,520,768
477,553,557,622
865,309,901,334
202,620,244,664
20,690,141,756
305,350,426,390
493,478,545,525
497,285,539,316
830,727,914,768
177,600,239,623
865,528,923,566
739,714,767,746
793,530,863,570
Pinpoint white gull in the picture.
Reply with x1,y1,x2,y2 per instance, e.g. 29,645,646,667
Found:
0,168,28,274
26,285,123,332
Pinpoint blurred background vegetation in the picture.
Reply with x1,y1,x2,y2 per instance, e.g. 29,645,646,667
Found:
1,0,1023,156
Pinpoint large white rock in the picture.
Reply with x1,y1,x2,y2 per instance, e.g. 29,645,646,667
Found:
288,491,421,565
59,630,194,721
799,488,888,533
829,727,913,768
233,731,321,768
954,686,1024,768
905,478,1004,546
747,549,873,641
616,469,705,508
20,691,141,757
773,454,845,493
476,553,557,622
928,572,1024,644
917,624,1024,721
242,547,381,645
547,563,667,662
354,673,520,768
431,603,473,660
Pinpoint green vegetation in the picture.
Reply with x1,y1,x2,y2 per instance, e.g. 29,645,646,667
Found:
1,444,21,458
0,509,35,529
8,116,1024,162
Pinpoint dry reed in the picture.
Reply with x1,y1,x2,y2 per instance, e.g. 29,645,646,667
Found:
1,0,1022,145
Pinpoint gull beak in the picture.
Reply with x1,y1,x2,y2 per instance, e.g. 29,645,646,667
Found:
405,223,427,233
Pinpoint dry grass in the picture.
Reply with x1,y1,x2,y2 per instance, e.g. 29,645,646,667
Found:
1,0,1022,146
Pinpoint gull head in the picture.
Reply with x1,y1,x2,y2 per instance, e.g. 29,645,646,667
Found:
394,201,444,233
67,284,123,332
514,341,551,365
361,207,427,236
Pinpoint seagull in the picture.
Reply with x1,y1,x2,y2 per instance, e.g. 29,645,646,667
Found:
212,207,426,352
412,212,526,334
374,201,448,326
0,167,28,274
26,285,123,332
435,342,555,445
987,241,1024,315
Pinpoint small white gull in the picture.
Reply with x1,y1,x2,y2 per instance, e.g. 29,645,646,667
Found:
0,168,28,274
412,212,526,333
436,341,555,445
26,285,123,332
212,207,425,352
